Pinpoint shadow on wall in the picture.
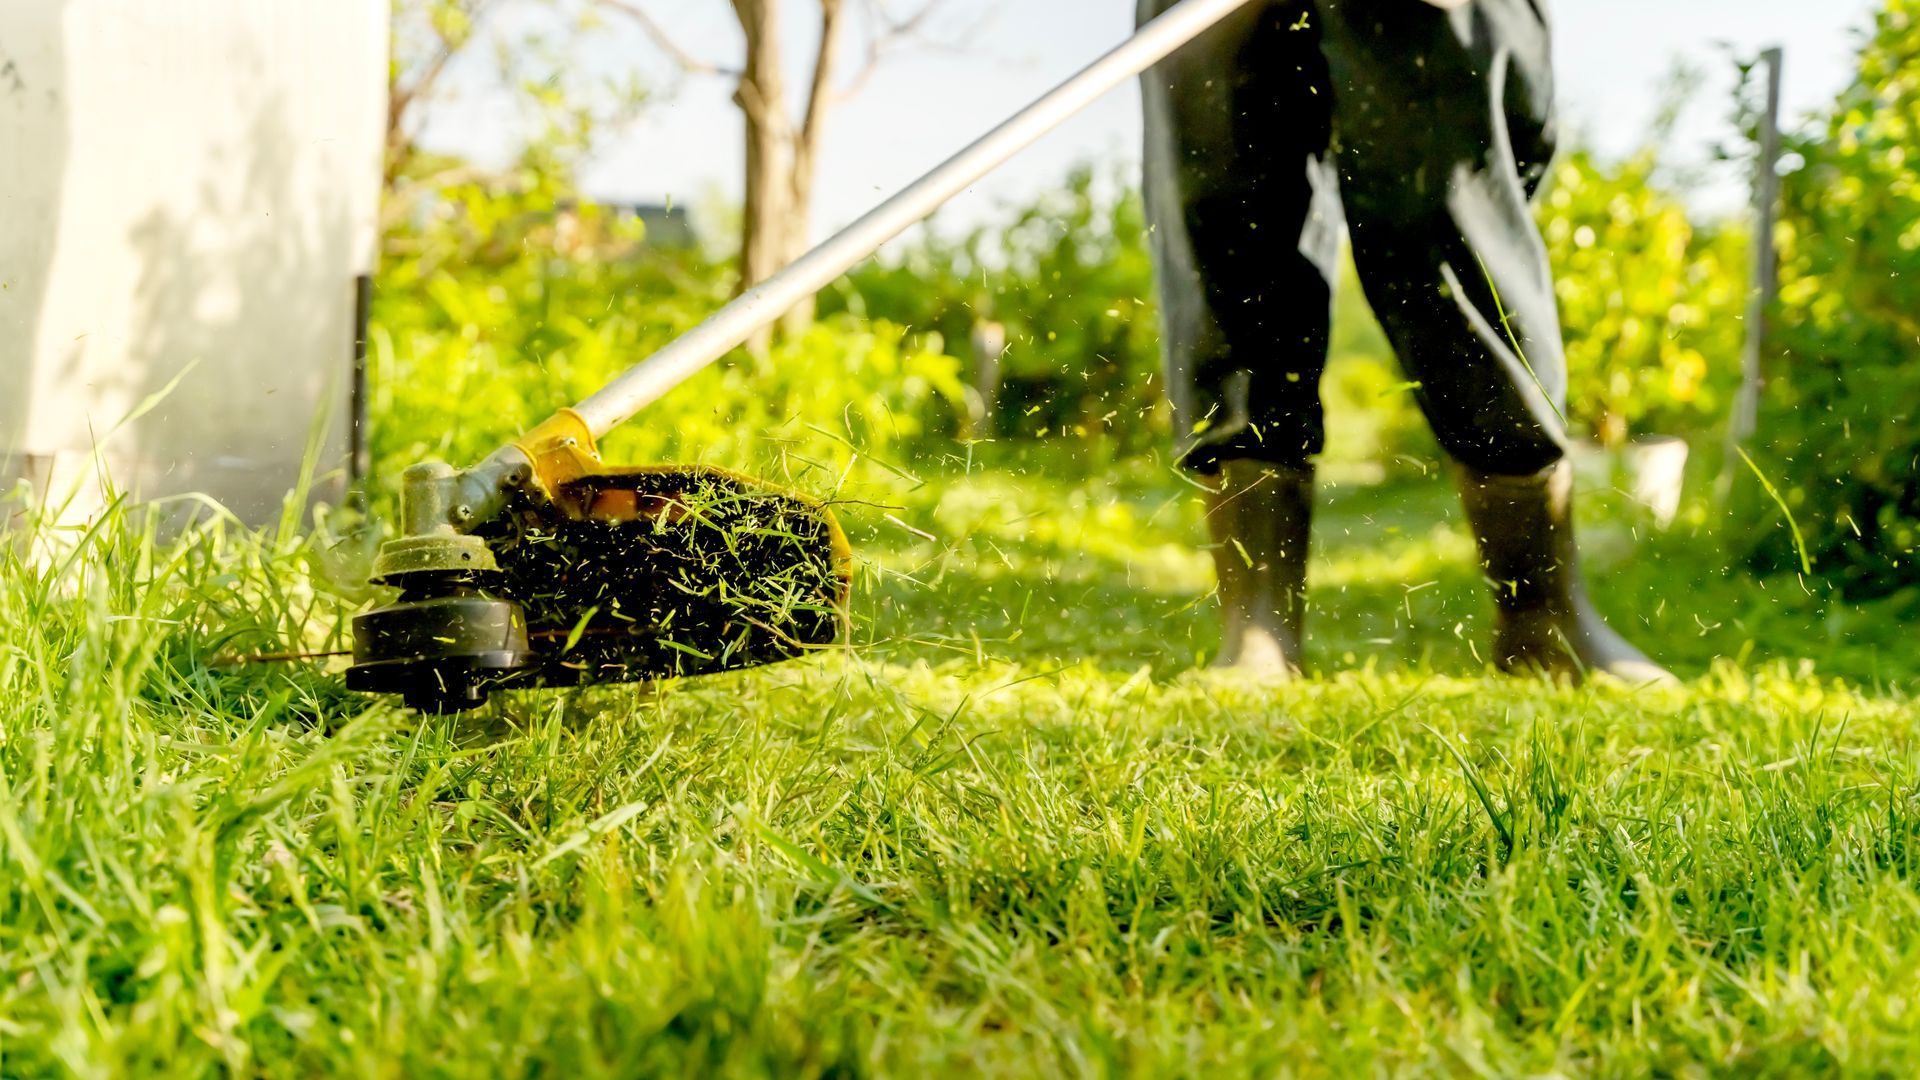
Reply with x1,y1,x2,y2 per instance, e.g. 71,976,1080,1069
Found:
0,2,67,497
119,87,353,524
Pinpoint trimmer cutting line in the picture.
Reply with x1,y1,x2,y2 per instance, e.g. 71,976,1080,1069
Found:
348,0,1260,712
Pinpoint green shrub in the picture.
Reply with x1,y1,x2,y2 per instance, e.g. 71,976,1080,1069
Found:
1743,0,1920,595
1321,258,1439,473
1537,151,1748,448
826,167,1166,461
830,167,1434,473
833,152,1748,472
369,146,1743,500
369,166,965,505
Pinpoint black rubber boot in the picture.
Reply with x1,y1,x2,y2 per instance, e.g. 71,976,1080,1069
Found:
1205,460,1314,676
1454,461,1675,684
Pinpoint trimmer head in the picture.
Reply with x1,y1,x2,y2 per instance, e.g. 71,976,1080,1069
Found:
348,413,850,712
346,576,535,713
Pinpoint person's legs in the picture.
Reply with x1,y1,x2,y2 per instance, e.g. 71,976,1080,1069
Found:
1314,0,1671,681
1140,0,1340,673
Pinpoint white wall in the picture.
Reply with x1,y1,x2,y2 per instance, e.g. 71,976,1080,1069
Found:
0,0,387,525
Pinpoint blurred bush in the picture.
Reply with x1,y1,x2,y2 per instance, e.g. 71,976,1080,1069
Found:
1321,260,1439,474
825,166,1433,474
1538,150,1747,448
369,158,964,504
823,167,1165,463
1742,0,1920,596
830,153,1746,472
368,143,1747,500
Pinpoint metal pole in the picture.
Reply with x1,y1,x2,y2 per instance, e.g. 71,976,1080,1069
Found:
1729,47,1784,448
569,0,1257,439
349,273,373,504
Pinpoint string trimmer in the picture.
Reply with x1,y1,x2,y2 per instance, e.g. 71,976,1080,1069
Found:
348,0,1256,712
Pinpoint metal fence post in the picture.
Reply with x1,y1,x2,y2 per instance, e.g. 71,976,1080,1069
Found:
1728,46,1785,451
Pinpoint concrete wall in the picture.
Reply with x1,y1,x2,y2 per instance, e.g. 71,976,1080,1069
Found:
0,0,387,525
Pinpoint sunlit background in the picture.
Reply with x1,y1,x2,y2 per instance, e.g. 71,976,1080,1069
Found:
426,0,1880,233
12,2,1920,1069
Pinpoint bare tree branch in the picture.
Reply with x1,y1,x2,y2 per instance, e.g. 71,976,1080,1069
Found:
773,0,848,332
793,0,844,207
837,0,948,103
387,0,500,183
379,163,492,231
628,0,957,336
868,0,944,38
596,0,739,77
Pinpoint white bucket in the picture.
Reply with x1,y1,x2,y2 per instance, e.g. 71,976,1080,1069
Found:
1623,436,1690,527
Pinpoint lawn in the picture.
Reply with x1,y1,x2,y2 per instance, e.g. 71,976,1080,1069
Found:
3,455,1918,1076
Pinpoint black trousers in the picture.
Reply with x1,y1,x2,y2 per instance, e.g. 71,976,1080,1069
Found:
1139,0,1567,475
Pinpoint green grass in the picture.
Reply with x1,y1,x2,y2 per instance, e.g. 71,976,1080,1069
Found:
3,456,1919,1076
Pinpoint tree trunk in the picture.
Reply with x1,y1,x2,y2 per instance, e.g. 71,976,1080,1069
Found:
731,0,793,357
729,0,848,344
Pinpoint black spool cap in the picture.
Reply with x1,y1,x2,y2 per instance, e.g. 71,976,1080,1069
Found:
346,574,535,713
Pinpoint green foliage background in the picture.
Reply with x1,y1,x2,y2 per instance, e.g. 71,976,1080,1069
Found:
370,134,1750,506
1747,0,1920,596
371,161,968,505
374,14,1920,607
1539,150,1748,447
